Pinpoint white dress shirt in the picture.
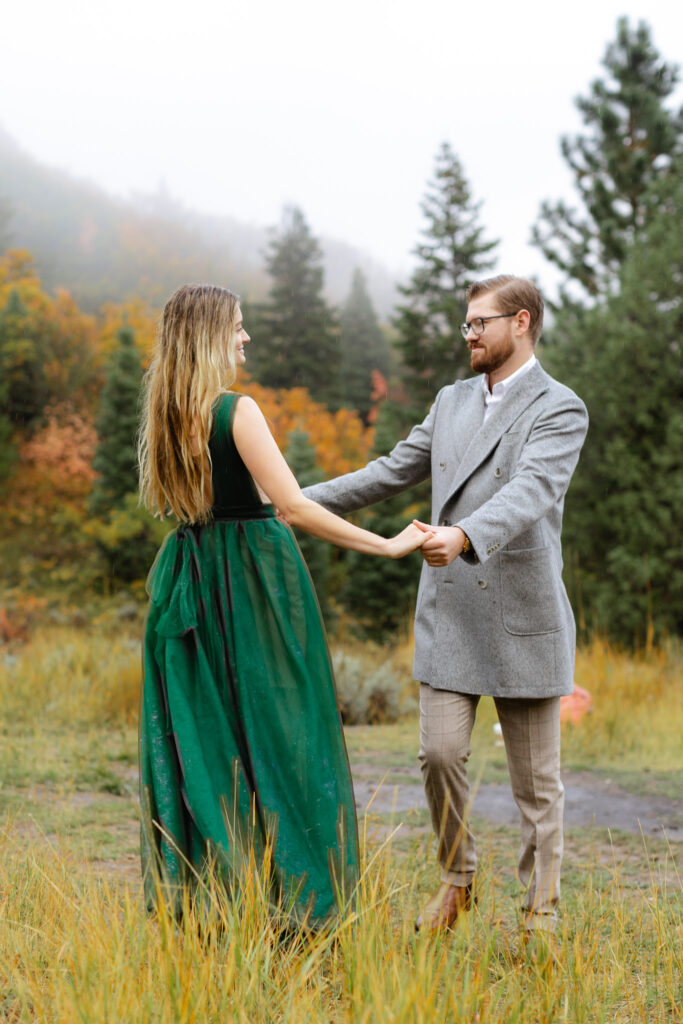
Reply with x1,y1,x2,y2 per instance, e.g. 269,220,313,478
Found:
482,354,537,424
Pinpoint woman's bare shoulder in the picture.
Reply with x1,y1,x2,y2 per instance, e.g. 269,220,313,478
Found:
232,394,264,422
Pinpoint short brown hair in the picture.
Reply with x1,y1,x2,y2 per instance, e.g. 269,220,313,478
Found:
466,275,544,344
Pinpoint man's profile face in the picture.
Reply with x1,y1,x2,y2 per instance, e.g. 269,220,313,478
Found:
464,294,516,376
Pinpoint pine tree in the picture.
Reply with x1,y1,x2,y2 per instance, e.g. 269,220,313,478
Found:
237,296,263,371
339,268,390,421
532,17,683,298
285,429,332,620
0,390,14,481
0,288,48,427
90,325,143,514
546,162,683,645
339,401,429,642
256,206,341,408
394,142,498,418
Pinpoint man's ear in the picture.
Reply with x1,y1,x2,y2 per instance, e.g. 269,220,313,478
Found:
515,309,531,335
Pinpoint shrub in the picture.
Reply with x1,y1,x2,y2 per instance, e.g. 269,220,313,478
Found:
331,649,416,725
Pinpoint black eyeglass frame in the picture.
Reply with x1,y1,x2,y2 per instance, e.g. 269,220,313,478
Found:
460,312,517,340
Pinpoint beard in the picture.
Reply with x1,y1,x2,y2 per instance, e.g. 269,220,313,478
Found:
469,334,515,375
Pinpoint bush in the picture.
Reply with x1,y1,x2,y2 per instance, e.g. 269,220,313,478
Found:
85,492,171,584
331,648,416,725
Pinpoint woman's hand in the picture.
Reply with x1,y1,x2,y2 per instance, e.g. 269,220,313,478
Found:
384,523,435,559
413,520,467,566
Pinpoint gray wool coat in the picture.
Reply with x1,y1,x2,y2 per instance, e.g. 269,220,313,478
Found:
303,362,589,699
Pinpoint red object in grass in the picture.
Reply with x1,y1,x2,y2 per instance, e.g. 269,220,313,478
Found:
560,685,592,725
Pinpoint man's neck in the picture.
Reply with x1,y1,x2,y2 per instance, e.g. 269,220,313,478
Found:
487,348,535,391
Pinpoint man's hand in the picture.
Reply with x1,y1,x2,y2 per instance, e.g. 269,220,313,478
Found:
413,520,467,566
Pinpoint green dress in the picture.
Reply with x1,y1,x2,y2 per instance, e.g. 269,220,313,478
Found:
139,393,359,926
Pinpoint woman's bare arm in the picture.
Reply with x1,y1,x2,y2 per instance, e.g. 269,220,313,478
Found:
232,396,429,558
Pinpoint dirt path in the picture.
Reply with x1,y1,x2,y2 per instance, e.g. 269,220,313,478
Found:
5,758,681,896
349,761,683,842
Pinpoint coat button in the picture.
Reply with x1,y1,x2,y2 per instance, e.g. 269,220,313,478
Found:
478,579,488,589
494,467,502,478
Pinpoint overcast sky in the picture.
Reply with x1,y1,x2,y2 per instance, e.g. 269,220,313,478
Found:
2,0,682,295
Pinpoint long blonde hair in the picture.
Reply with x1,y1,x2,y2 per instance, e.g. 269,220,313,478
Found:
138,284,240,523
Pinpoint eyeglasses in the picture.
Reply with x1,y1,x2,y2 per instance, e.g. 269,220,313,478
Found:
460,313,517,340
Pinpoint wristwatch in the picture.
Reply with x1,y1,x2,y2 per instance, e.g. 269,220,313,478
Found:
461,533,471,555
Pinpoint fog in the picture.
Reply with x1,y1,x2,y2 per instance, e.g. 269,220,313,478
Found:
2,0,682,294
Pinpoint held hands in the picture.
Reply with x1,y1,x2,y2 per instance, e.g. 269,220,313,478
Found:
385,523,435,559
412,520,467,567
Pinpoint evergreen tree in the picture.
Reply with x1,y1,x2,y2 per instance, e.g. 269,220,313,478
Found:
339,401,429,642
533,18,683,298
394,142,498,418
237,295,263,370
339,268,390,421
90,325,143,514
257,206,341,408
89,325,164,582
285,429,332,620
547,163,683,645
0,387,14,481
0,288,48,427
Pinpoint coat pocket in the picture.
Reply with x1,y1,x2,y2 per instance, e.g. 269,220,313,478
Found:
491,431,523,482
500,547,562,635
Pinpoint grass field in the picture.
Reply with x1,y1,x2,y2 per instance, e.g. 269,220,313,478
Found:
1,624,681,1022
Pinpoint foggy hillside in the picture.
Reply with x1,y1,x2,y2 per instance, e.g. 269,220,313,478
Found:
0,127,398,317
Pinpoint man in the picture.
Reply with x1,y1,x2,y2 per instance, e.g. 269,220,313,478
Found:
303,275,588,935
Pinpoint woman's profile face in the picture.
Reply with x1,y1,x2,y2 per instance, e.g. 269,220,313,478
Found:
233,305,250,365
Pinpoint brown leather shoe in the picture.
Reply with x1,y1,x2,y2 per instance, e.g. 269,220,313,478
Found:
414,882,475,933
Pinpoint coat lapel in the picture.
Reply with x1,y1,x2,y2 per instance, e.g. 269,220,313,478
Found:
447,379,485,461
443,363,548,504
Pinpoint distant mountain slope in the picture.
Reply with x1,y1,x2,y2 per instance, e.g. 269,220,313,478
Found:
0,127,398,316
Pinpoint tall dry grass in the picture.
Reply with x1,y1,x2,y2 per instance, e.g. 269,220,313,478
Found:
1,819,681,1022
1,626,682,1020
2,625,680,764
565,638,683,773
0,625,141,726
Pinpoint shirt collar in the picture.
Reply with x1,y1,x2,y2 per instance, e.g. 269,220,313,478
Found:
482,353,537,399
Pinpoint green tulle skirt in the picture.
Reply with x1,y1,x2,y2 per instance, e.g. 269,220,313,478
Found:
139,511,359,927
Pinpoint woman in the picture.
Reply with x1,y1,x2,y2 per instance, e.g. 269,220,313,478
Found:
137,284,429,927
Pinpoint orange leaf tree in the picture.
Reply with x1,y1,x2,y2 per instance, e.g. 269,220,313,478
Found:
240,375,374,479
99,297,159,366
0,403,99,584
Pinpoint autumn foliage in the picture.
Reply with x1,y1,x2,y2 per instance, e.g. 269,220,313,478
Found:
2,404,97,551
240,376,374,478
18,403,97,496
0,250,100,409
99,297,158,365
0,251,380,594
